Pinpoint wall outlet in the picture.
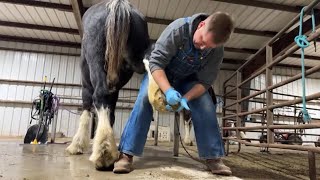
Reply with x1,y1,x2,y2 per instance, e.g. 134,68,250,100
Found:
147,124,170,142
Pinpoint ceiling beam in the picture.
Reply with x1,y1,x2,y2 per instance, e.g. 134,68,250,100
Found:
234,29,277,38
1,35,319,63
223,47,320,61
223,58,246,65
211,0,301,13
272,11,320,57
0,20,78,35
223,58,314,69
70,0,84,38
291,54,320,61
224,47,257,54
2,0,302,15
0,19,276,38
0,0,72,11
0,35,81,48
77,0,85,17
0,47,80,56
0,0,277,38
146,17,277,37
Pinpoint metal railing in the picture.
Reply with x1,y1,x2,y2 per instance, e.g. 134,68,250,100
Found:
222,1,320,180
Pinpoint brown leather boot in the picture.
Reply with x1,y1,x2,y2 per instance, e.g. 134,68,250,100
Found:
206,158,232,176
113,153,133,173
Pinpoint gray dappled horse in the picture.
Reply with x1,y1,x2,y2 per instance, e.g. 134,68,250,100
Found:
66,0,150,170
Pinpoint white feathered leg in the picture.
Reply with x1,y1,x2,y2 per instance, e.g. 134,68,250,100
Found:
66,110,91,154
184,119,193,146
89,107,118,170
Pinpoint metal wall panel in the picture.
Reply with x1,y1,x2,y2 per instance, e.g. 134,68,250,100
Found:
0,47,82,137
5,47,318,143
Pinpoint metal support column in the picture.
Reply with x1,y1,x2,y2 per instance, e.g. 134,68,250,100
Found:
236,71,242,152
154,110,159,146
266,45,274,144
173,112,180,156
308,151,317,180
50,111,58,143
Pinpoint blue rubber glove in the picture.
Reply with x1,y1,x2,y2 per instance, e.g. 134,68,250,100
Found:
165,104,174,111
164,87,182,105
176,98,190,112
165,98,190,112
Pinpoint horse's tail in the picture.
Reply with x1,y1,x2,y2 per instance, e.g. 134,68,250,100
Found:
105,0,131,86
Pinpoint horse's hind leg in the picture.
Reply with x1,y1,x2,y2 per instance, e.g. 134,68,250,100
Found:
183,110,193,146
66,109,91,154
89,94,119,170
66,56,93,155
88,69,119,170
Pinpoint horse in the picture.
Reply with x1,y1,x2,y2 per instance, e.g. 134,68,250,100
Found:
66,0,150,170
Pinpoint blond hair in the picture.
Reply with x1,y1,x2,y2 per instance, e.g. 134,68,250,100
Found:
206,12,234,44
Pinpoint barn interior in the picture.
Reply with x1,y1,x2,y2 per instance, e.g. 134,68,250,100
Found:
0,0,320,179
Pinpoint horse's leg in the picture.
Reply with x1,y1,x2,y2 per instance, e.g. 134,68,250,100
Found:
90,106,118,170
88,74,119,170
183,110,193,146
107,91,119,127
184,120,193,146
66,53,93,154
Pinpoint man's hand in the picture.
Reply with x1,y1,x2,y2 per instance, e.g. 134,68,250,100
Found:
164,87,182,105
165,97,190,112
177,98,190,112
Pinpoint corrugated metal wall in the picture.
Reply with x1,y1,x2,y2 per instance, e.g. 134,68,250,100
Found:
0,46,82,137
2,47,318,143
0,47,234,141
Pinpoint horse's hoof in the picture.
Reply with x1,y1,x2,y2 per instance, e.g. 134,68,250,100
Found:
89,150,118,171
96,163,114,171
184,139,193,146
66,144,84,155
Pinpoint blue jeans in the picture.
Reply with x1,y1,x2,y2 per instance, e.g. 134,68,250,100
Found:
118,74,225,159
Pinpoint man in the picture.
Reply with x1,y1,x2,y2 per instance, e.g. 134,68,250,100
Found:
114,12,234,176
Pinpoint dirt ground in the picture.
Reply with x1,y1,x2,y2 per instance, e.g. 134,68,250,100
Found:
220,145,319,180
0,137,319,180
151,141,320,180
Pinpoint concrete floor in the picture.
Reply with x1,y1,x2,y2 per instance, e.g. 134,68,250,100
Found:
0,138,240,180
